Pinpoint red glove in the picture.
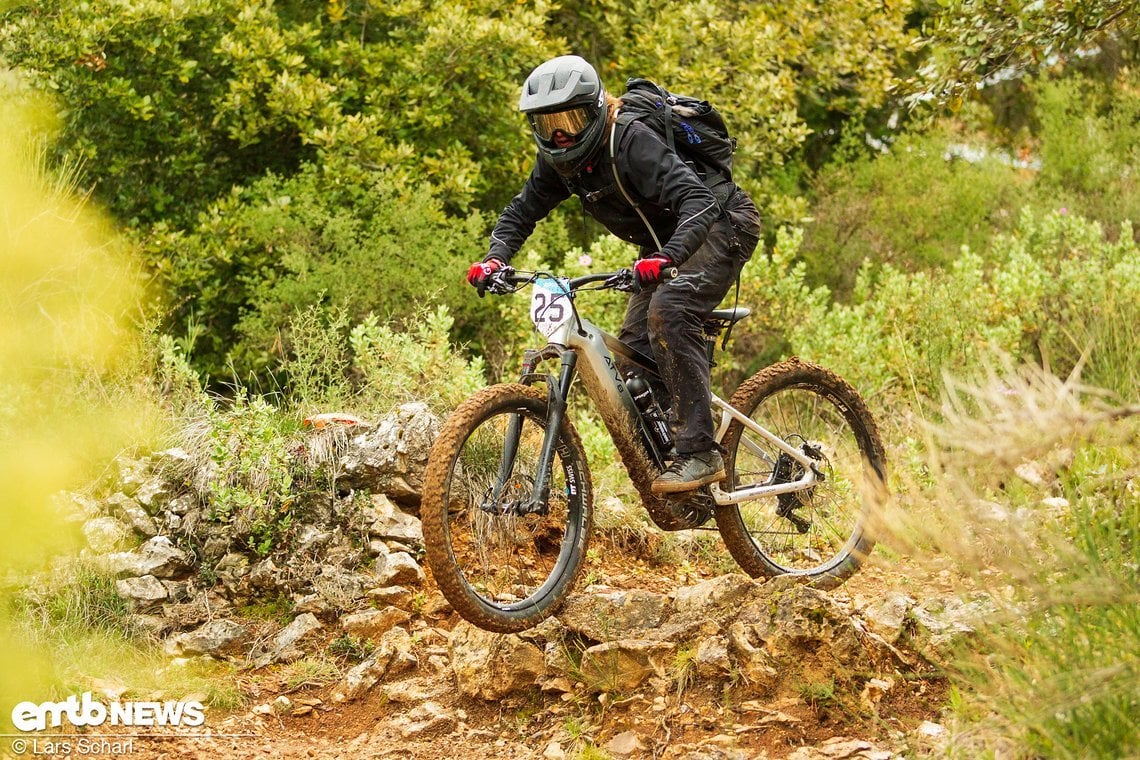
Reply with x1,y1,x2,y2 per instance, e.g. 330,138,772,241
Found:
632,255,672,289
466,258,503,292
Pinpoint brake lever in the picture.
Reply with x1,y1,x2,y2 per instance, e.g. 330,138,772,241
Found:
604,269,637,293
483,266,517,296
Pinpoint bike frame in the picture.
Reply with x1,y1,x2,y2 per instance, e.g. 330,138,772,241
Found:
500,271,821,511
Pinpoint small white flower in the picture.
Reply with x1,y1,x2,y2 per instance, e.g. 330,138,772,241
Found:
577,254,593,267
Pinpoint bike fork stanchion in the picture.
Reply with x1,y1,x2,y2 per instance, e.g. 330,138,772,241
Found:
487,350,548,511
526,351,577,514
488,415,524,511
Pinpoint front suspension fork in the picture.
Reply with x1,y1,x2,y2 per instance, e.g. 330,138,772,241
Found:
491,350,577,515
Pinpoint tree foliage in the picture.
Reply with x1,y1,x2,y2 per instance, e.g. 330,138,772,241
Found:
0,0,924,381
913,0,1140,102
2,0,1136,386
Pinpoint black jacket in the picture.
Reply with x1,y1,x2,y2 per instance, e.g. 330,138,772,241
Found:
488,120,722,265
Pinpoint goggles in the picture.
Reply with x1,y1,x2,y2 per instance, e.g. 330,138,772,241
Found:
529,106,595,141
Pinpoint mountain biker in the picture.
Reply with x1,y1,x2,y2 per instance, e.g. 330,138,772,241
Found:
467,55,760,495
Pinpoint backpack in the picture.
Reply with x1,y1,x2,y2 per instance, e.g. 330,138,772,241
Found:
615,77,736,184
608,77,738,252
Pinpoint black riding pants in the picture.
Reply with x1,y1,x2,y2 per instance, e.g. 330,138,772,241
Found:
618,190,761,455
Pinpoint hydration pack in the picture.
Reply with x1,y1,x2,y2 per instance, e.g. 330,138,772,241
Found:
615,77,736,184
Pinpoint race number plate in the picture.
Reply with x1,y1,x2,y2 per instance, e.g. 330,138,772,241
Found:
529,276,573,342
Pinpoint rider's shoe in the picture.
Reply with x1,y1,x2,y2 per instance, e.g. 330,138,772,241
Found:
651,450,726,494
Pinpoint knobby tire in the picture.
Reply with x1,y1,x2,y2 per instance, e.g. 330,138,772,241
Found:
716,357,887,588
422,384,593,633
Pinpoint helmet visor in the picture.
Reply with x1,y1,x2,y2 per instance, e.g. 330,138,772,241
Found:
530,106,594,141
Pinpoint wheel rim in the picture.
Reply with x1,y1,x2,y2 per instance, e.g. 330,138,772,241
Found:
729,383,875,575
443,404,582,613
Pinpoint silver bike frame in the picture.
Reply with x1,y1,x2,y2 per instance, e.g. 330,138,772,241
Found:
553,313,820,508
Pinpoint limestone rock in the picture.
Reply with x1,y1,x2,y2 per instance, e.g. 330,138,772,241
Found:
785,737,891,759
84,517,132,553
578,639,674,693
367,494,424,546
366,585,414,610
449,622,545,700
910,595,994,662
672,574,757,615
309,565,372,610
342,606,411,639
103,536,191,579
334,626,416,701
115,575,168,612
694,635,732,678
394,701,456,738
379,625,418,677
105,493,159,537
133,477,171,512
337,403,441,504
337,652,391,702
373,552,424,587
859,591,912,644
379,675,449,705
736,583,865,668
558,588,670,641
605,731,646,756
726,621,780,688
255,613,323,666
168,619,248,657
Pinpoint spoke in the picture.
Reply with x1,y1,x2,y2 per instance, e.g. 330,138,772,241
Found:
447,408,571,608
732,384,867,573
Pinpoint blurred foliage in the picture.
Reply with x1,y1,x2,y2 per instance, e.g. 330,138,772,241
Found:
912,0,1140,103
0,79,149,714
801,65,1140,298
802,128,1031,297
892,366,1140,758
724,210,1140,409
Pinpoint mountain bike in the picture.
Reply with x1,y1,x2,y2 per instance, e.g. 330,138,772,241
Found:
422,267,887,633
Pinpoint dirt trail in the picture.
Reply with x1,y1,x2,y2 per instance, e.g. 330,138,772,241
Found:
61,551,956,760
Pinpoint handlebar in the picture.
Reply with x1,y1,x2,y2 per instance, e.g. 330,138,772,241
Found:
481,266,678,297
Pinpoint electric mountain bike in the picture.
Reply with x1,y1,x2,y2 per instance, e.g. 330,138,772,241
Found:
422,267,887,633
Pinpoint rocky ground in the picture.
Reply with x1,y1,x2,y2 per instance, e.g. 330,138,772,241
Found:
30,404,981,760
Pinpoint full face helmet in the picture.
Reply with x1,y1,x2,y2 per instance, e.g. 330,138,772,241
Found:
519,55,608,177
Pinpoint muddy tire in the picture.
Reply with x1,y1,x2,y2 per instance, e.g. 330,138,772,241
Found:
422,384,593,632
716,358,886,588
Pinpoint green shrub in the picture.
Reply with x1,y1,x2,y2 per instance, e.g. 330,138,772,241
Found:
761,210,1140,406
349,304,487,416
278,303,354,414
801,128,1030,298
193,394,307,557
1033,71,1140,231
151,163,490,383
0,0,558,227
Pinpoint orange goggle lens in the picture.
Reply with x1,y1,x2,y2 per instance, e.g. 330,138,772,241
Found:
530,107,593,141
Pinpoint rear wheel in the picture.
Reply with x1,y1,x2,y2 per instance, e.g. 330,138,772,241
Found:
716,358,886,587
422,384,592,632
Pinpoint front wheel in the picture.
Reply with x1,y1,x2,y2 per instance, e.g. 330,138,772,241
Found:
716,358,887,588
421,384,593,633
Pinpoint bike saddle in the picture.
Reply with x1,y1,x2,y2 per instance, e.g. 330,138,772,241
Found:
703,307,750,340
706,306,751,324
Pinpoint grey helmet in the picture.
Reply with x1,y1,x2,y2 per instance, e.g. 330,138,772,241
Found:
519,55,608,177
